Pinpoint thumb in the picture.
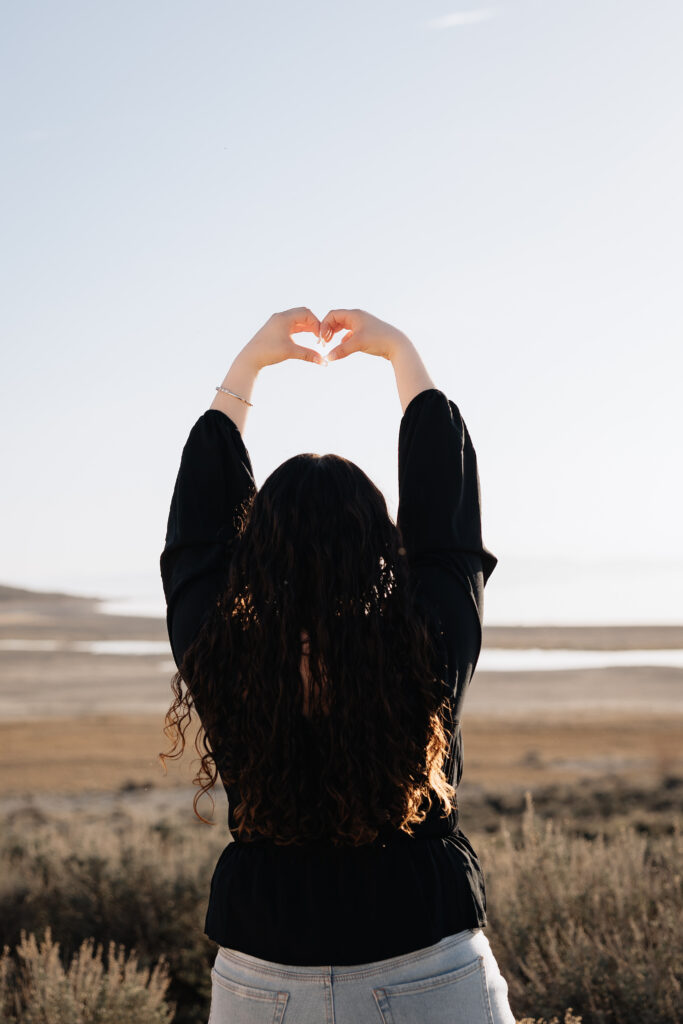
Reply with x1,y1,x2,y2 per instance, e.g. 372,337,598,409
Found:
292,343,324,365
327,331,359,361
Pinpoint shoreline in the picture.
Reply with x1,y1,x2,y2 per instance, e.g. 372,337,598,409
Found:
2,582,682,648
2,582,682,800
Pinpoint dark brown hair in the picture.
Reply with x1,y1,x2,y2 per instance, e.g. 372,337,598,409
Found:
159,452,456,846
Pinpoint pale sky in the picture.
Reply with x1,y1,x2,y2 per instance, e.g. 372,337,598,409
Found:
2,1,682,623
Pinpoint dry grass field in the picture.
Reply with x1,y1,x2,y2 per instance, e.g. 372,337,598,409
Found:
1,584,682,1023
1,710,681,798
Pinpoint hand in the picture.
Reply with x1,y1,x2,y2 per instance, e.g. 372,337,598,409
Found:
319,309,409,362
243,308,325,370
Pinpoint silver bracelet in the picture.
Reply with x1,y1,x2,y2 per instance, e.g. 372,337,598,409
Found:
215,386,253,407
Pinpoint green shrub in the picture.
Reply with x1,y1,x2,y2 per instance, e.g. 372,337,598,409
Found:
0,927,173,1023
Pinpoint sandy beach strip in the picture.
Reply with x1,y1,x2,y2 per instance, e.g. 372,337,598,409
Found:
1,645,682,720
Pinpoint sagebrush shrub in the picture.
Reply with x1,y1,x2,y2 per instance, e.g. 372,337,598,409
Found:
0,927,174,1023
1,793,681,1024
482,793,683,1024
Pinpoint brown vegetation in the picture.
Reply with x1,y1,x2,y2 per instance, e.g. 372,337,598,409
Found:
0,785,680,1024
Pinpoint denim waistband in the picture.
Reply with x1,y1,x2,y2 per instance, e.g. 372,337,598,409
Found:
217,927,483,982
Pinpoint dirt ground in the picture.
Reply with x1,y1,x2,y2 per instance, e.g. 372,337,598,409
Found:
1,711,680,798
1,583,681,800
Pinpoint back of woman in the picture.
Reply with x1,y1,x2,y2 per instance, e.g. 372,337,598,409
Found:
159,307,515,1023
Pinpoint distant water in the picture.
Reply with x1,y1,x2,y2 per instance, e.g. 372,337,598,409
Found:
0,639,170,655
478,648,683,671
3,639,683,671
98,597,167,618
4,555,682,626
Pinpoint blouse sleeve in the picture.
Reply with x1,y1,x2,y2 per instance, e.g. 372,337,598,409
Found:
159,409,257,673
396,388,497,713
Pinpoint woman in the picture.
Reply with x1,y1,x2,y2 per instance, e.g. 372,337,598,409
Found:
159,307,515,1023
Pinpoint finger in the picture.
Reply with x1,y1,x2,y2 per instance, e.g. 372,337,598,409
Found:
291,343,324,365
282,308,321,339
327,331,361,361
320,310,351,340
320,309,358,342
290,316,321,338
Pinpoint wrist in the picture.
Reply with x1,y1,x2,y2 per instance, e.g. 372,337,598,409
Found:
209,347,260,430
386,330,413,362
236,343,264,374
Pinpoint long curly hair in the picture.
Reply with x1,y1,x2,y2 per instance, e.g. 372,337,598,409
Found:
159,452,457,846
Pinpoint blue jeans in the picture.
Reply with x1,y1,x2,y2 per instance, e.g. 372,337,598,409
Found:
208,927,516,1023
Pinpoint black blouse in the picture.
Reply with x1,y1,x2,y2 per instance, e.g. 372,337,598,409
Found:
160,386,497,966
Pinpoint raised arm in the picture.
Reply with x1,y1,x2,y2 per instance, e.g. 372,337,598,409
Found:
396,386,497,714
321,308,438,414
160,409,257,671
319,310,496,595
319,308,497,705
388,334,438,414
209,347,261,435
161,308,325,670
